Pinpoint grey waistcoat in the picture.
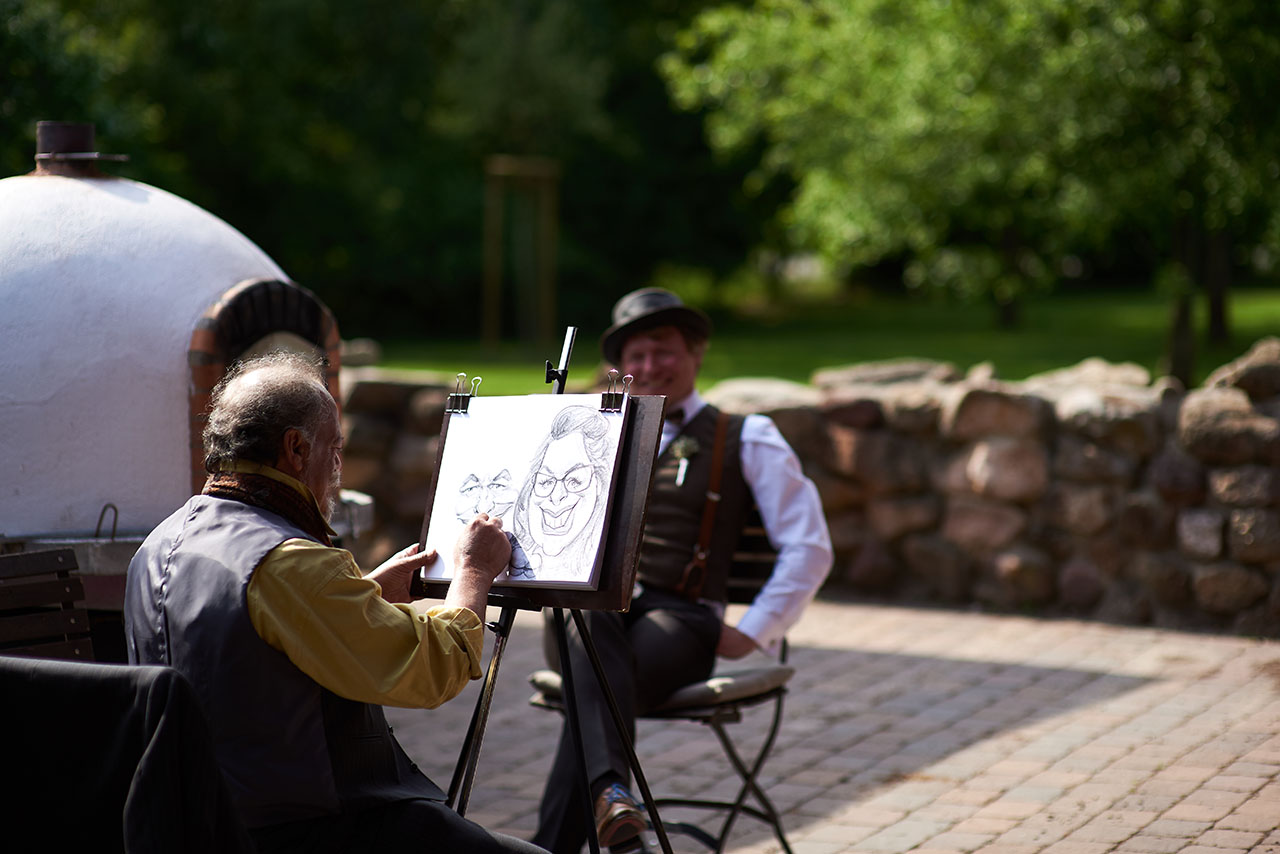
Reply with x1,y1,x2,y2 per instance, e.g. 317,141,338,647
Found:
124,495,443,829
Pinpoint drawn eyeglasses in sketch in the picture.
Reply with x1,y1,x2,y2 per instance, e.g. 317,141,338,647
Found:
514,405,611,583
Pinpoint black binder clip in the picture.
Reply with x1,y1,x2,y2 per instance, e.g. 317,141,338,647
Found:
600,370,632,412
446,373,480,414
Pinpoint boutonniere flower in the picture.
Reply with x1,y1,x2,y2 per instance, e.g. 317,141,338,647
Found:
670,436,700,486
671,436,700,459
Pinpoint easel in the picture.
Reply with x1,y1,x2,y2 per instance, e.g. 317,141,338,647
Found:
417,327,674,854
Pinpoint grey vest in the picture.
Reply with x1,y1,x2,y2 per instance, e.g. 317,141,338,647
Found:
637,405,752,603
124,495,443,828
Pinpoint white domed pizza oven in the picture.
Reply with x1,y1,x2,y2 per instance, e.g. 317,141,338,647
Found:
0,122,343,614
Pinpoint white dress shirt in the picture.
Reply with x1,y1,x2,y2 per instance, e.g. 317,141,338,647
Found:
659,390,833,654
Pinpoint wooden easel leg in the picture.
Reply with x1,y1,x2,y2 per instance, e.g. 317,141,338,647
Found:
448,605,518,815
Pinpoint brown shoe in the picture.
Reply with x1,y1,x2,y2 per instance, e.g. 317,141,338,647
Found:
594,782,645,847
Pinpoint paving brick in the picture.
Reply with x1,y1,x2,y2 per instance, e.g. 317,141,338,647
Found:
1115,835,1189,853
380,601,1280,854
1196,827,1265,848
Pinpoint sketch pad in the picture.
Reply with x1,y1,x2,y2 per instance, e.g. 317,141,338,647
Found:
419,394,630,590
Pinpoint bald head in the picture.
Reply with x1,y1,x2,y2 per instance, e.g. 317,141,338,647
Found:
203,352,336,474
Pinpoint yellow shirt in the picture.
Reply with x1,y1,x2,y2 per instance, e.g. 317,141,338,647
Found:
228,461,485,709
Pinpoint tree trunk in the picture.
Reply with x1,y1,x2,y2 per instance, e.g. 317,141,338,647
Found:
1165,290,1194,387
1205,229,1231,345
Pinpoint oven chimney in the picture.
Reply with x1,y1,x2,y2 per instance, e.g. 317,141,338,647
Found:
34,121,128,177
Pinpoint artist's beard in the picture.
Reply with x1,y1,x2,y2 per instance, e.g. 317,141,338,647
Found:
318,459,341,523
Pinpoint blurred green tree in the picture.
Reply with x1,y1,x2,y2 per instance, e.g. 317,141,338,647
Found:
2,0,771,340
661,0,1280,335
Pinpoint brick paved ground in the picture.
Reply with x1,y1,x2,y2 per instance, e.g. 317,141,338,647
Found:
387,597,1280,854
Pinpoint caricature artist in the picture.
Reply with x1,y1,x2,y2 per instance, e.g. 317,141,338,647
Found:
532,288,833,853
125,352,548,854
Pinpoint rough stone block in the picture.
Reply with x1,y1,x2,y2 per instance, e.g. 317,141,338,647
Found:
1177,508,1226,560
900,533,972,601
1209,465,1280,507
964,437,1050,502
939,385,1051,441
820,387,886,429
941,495,1027,551
1050,385,1163,456
806,468,866,513
1058,553,1106,608
990,543,1055,605
1192,562,1269,614
1044,482,1114,536
882,384,944,435
1131,551,1192,607
1147,443,1207,506
1228,508,1280,563
1053,435,1138,484
1177,387,1280,465
868,495,941,541
1204,336,1280,402
1117,490,1174,548
844,538,898,591
828,426,928,493
825,508,869,554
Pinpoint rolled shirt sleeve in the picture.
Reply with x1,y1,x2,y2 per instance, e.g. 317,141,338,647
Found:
248,539,485,709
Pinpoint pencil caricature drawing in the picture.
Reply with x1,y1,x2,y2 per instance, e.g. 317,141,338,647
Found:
452,467,534,579
421,394,626,589
513,406,612,584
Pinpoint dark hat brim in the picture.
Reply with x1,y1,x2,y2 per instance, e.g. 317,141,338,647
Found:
600,304,712,366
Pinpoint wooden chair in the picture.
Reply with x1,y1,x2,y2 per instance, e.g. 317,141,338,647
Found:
0,548,95,660
529,509,795,853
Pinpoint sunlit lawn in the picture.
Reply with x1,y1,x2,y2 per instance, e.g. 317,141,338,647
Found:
376,287,1280,396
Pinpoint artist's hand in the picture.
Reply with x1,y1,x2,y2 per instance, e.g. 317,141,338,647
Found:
716,624,760,659
445,514,511,616
453,514,512,580
368,543,438,604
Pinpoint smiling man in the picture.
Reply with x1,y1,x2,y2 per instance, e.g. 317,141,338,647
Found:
532,289,833,854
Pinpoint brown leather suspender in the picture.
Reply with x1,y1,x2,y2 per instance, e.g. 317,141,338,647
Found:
676,410,731,600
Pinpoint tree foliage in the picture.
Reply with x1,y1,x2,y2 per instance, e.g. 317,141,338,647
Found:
1,0,768,337
661,0,1280,328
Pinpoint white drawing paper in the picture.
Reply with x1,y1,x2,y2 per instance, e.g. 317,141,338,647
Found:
421,394,628,588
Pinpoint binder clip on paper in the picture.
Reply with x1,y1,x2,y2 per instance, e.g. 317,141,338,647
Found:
446,373,481,414
600,370,632,413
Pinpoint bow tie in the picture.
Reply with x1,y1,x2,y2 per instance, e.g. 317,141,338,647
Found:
664,407,685,425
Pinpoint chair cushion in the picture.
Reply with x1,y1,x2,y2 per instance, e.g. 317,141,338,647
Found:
529,663,794,713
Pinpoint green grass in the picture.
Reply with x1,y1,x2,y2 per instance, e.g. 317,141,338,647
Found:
376,288,1280,395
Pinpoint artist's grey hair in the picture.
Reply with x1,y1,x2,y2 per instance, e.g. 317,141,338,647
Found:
202,351,335,472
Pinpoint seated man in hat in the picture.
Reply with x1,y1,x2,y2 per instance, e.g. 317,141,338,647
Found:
532,288,833,853
125,352,547,854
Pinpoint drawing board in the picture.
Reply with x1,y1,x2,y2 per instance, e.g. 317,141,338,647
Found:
416,394,664,611
420,394,628,589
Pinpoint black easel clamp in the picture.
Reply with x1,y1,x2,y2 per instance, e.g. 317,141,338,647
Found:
446,373,481,414
600,370,633,413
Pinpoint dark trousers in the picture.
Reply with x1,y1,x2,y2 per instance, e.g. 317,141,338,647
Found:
252,798,548,854
532,587,722,854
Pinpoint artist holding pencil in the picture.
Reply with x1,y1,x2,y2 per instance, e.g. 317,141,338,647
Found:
124,351,549,854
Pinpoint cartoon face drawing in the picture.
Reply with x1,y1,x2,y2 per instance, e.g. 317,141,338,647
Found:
454,467,517,523
530,433,602,557
514,405,611,575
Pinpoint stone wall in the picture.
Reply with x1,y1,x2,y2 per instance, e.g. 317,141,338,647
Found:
338,339,1280,637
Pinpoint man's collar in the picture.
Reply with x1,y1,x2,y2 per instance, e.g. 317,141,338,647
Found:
665,390,706,426
216,460,337,537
